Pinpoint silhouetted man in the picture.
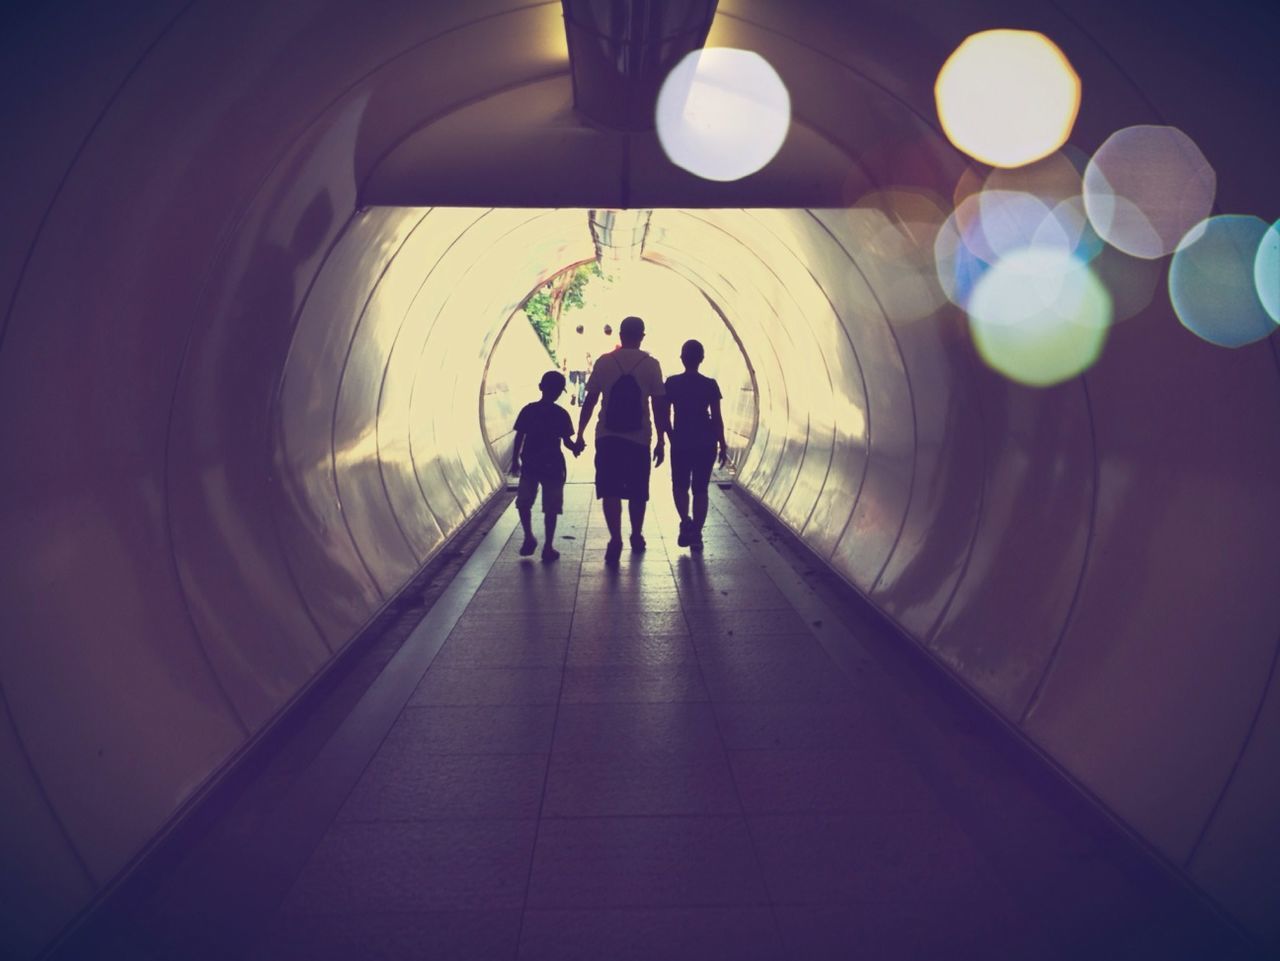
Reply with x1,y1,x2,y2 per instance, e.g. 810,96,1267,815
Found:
575,315,670,566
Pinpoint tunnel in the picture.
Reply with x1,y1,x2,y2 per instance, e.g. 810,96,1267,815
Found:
2,1,1279,958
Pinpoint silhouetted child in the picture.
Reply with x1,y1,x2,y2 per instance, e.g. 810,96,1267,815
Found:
511,370,579,562
663,339,728,552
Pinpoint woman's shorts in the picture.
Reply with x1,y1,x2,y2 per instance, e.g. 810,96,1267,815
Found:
671,443,716,494
594,435,650,502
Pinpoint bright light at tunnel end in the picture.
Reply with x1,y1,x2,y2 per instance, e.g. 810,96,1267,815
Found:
656,47,791,182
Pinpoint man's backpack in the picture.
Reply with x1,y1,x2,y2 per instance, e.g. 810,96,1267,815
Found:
603,356,645,431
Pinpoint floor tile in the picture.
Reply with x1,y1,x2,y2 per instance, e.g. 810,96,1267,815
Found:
566,633,698,666
714,700,890,751
773,901,1052,961
450,610,573,639
281,819,537,913
248,910,523,961
338,752,547,821
433,631,568,668
553,701,725,755
684,607,816,636
519,907,783,961
699,657,860,703
728,749,939,814
410,667,562,706
385,704,557,754
528,816,767,908
543,751,739,816
561,664,708,703
569,609,690,639
749,812,1001,904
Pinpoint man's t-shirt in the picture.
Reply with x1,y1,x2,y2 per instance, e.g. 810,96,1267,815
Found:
664,371,722,451
586,348,665,447
514,400,574,480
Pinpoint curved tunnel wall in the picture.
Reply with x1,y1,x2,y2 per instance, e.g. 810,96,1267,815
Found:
2,1,1280,956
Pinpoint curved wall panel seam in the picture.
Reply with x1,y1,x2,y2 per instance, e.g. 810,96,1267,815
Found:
716,212,829,522
0,680,95,887
360,211,440,561
358,66,571,203
256,206,384,657
1043,0,1169,124
1185,631,1280,868
672,213,803,514
717,10,949,143
325,214,413,597
750,209,888,553
403,209,498,524
0,0,201,352
800,212,922,593
1017,376,1101,724
924,323,990,644
741,210,856,541
1183,334,1280,867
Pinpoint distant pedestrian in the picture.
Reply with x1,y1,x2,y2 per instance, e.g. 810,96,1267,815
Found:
510,371,579,562
663,339,728,552
574,316,670,567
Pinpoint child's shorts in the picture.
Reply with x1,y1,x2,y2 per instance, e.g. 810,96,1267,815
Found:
516,472,565,515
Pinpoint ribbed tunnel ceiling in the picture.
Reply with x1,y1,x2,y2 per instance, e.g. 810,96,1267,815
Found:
2,1,1279,956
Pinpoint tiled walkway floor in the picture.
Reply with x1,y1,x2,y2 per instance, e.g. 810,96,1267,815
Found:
237,483,1255,961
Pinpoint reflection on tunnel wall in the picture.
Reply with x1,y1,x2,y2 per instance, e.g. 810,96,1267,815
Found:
654,207,1280,944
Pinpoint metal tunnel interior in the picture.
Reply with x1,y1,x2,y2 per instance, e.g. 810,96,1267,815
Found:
2,1,1278,957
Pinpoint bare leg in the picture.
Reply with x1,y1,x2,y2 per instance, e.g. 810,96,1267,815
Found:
673,484,691,522
628,499,647,537
692,491,709,530
542,513,560,561
518,505,536,555
602,497,623,543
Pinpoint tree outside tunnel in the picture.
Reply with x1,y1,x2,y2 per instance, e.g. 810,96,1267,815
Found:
520,261,608,363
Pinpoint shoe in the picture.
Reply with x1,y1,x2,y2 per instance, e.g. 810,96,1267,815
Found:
604,539,623,567
630,533,647,552
690,530,704,554
541,546,560,563
677,519,692,547
519,534,537,556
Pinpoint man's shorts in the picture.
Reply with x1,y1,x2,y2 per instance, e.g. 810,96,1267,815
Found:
670,442,716,495
516,471,565,515
594,435,650,502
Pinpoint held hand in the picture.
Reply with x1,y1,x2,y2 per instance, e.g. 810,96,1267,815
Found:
510,459,521,477
718,444,729,469
653,442,665,467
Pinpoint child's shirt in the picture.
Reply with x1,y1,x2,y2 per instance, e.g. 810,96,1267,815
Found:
514,399,574,480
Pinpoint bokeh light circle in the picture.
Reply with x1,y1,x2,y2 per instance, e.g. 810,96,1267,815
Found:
934,30,1081,168
968,248,1111,386
935,207,990,309
1083,126,1216,259
656,48,790,182
1169,215,1276,347
1255,220,1280,324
